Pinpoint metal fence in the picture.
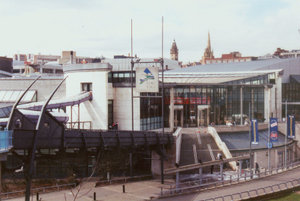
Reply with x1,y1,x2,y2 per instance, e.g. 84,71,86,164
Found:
160,160,300,198
203,178,300,201
0,130,12,153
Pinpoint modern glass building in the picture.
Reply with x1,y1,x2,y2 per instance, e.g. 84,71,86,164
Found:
140,58,300,130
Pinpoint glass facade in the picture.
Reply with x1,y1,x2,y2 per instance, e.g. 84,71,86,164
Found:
282,82,300,120
140,85,265,130
109,71,136,87
140,91,162,131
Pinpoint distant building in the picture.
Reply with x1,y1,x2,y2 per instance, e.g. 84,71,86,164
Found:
170,39,178,61
279,49,300,58
0,57,13,74
273,48,289,58
204,51,257,64
14,54,27,62
59,51,76,64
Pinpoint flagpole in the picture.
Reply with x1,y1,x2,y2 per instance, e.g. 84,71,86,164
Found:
268,118,270,171
284,100,287,169
249,102,253,178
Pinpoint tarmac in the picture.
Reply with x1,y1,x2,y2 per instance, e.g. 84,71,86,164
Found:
8,178,173,201
7,166,300,201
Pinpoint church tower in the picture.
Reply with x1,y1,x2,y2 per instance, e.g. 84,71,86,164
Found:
170,39,178,61
201,32,214,64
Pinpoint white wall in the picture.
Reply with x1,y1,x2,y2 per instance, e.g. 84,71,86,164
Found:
65,70,109,130
113,88,140,130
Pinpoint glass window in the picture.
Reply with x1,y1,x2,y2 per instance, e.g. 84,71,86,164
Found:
81,83,92,92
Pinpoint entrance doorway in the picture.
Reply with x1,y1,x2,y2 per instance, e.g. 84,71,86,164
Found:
197,105,210,126
174,105,183,128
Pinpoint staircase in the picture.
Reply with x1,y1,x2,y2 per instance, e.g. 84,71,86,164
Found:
179,128,221,174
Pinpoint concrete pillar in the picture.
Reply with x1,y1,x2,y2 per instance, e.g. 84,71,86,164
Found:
192,144,203,184
0,161,1,193
275,149,278,168
251,88,254,119
197,108,200,127
129,153,133,177
176,172,179,189
199,167,203,184
220,163,224,181
238,160,242,181
181,109,183,127
169,88,174,131
240,87,243,125
207,108,210,126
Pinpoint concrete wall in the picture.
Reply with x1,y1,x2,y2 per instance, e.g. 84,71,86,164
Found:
233,142,296,170
65,70,109,129
214,123,268,133
151,144,176,176
113,88,140,130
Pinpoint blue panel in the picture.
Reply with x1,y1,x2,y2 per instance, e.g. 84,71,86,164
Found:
0,130,13,153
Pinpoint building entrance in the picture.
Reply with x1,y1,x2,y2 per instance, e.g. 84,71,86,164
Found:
174,105,183,128
197,105,210,126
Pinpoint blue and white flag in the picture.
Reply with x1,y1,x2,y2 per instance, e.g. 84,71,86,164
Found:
287,115,295,138
270,118,278,142
251,119,259,144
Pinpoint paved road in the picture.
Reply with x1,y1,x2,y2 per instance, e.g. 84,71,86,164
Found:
7,167,300,201
158,166,300,201
8,179,171,201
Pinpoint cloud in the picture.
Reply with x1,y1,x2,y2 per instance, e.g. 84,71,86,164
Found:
0,0,299,62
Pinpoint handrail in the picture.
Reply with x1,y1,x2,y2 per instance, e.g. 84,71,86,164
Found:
173,127,182,165
160,159,300,197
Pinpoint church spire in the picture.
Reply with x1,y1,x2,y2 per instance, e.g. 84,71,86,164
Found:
201,31,214,64
207,31,211,51
170,39,178,61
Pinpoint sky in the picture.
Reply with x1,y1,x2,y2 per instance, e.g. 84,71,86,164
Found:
0,0,300,63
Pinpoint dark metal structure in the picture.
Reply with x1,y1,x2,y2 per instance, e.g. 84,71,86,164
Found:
4,78,173,201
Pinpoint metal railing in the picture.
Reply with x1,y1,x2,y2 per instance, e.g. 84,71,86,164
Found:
65,121,92,130
203,179,300,201
0,183,76,200
160,160,300,197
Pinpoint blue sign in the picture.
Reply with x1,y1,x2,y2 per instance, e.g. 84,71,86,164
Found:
270,118,278,142
251,119,259,144
287,115,295,138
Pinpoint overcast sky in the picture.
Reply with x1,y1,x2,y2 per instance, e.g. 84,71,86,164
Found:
0,0,300,63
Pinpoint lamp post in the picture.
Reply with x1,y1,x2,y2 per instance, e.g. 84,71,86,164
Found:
249,102,253,179
284,100,287,168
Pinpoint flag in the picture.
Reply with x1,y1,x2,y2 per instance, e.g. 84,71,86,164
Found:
287,115,295,138
270,118,278,142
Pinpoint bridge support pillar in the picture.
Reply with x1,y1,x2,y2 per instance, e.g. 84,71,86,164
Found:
160,154,164,184
0,161,1,193
129,153,133,177
176,172,179,189
199,167,203,184
238,160,243,181
220,163,224,181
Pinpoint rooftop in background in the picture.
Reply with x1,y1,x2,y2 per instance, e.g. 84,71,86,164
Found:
203,51,257,65
162,57,300,84
63,62,113,73
102,57,181,71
